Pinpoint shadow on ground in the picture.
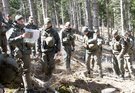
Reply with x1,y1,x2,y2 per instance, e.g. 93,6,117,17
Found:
58,79,120,93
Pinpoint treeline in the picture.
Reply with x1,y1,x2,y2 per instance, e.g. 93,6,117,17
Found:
0,0,135,34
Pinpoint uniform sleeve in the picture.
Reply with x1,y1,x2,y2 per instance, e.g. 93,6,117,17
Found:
118,38,126,57
130,37,134,48
71,31,75,47
8,29,23,45
54,30,61,52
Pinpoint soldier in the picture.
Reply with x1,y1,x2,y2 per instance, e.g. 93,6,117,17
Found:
123,31,134,78
5,14,13,30
0,12,7,54
8,15,33,93
37,18,60,80
126,31,134,70
25,16,38,29
61,22,75,72
83,27,103,78
94,29,103,77
111,30,125,78
25,16,38,57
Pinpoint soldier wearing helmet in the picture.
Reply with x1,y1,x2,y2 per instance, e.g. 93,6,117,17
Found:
37,17,61,80
8,14,33,93
123,31,134,78
83,27,103,78
111,30,127,78
60,22,75,72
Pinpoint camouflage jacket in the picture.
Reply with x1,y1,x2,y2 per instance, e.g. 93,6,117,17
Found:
38,27,61,53
25,23,38,30
111,36,126,57
83,32,98,51
61,28,75,47
124,37,134,56
8,23,31,55
0,17,7,35
6,20,13,30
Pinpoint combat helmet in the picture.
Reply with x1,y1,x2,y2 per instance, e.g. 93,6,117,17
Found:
15,15,23,21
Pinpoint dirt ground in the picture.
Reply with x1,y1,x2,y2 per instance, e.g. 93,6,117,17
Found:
4,36,135,93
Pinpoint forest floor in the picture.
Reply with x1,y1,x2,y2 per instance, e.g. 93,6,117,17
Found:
4,35,135,93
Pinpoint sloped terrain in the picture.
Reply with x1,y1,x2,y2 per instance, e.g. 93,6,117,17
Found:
3,36,135,93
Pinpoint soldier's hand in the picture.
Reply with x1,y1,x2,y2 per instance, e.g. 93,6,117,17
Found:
83,44,88,48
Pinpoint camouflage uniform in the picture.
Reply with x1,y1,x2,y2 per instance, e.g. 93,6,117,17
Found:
96,31,103,77
8,15,32,93
61,27,75,71
0,13,7,53
38,21,60,79
83,28,102,77
111,36,121,76
111,32,126,78
123,32,134,78
5,14,13,30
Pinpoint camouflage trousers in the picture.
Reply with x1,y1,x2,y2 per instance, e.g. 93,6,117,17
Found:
42,51,55,77
21,54,32,92
63,45,72,70
85,49,103,77
124,54,134,77
113,54,125,77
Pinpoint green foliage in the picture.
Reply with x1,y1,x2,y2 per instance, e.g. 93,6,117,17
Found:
8,0,21,16
131,0,135,25
9,0,20,10
5,0,135,28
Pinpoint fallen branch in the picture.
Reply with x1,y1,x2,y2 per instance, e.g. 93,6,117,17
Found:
72,58,86,67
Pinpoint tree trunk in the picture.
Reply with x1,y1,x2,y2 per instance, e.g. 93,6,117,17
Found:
120,0,124,35
123,0,131,31
92,0,99,30
61,0,64,25
0,0,2,12
106,0,110,43
41,0,48,24
78,2,82,30
28,0,38,25
53,0,59,28
20,0,27,21
85,0,93,30
73,0,78,31
2,0,9,15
